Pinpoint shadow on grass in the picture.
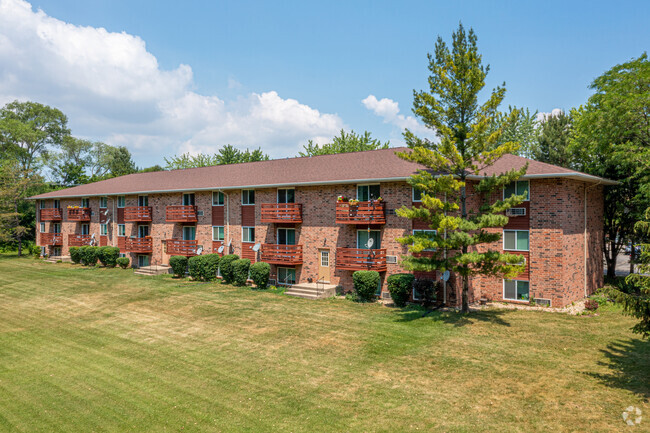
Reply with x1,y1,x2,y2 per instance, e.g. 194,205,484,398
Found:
587,338,650,400
394,306,511,327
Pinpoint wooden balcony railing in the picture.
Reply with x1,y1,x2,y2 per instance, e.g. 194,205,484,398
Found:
124,206,153,222
68,234,92,246
335,201,386,225
125,236,153,253
166,206,198,222
165,239,199,256
40,233,63,245
67,207,92,221
260,244,303,265
336,247,387,272
260,203,303,224
40,208,62,221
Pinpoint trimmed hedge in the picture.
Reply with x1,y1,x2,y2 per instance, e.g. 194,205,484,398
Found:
232,259,251,286
188,254,220,281
353,270,380,302
116,257,130,269
387,273,415,307
250,261,270,289
69,246,81,264
79,246,98,266
413,278,437,307
169,255,188,277
97,246,120,267
219,254,239,284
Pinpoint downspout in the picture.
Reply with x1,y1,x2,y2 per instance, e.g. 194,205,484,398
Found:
224,191,230,253
584,181,602,297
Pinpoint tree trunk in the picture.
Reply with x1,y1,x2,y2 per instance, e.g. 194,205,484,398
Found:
630,243,636,275
605,239,618,279
461,273,469,314
17,237,22,257
460,183,469,313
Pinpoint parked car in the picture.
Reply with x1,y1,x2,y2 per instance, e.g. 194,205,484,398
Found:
624,244,642,255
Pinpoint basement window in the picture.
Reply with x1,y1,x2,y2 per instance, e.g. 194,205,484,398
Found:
503,280,530,301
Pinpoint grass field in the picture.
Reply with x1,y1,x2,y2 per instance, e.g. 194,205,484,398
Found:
0,254,648,432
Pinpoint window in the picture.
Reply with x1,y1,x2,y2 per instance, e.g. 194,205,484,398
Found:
320,250,329,267
81,224,90,235
138,195,148,207
81,198,90,208
119,253,126,258
100,224,108,236
277,188,295,204
117,196,125,208
53,223,61,234
277,228,296,245
182,193,195,206
212,191,224,206
278,267,296,285
242,189,255,205
40,222,45,233
213,226,225,241
504,180,530,201
357,184,380,201
53,199,60,209
138,255,150,268
183,226,196,241
503,230,529,251
138,225,149,238
118,224,126,237
412,187,424,202
413,229,437,251
99,197,107,208
358,230,381,249
39,200,46,209
504,280,530,301
242,227,255,242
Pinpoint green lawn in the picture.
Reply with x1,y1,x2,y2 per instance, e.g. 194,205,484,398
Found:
0,255,648,432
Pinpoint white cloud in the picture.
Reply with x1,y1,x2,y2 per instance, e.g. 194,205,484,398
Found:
535,108,563,122
0,0,345,164
362,95,433,137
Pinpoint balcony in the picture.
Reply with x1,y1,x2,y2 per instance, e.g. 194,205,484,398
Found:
336,247,387,272
260,244,303,265
68,234,92,246
40,208,62,221
40,233,63,245
260,203,303,224
67,207,92,221
166,239,198,256
125,236,153,253
124,206,153,222
166,205,198,223
335,201,386,225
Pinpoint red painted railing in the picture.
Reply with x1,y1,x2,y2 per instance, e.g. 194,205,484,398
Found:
335,201,386,224
40,233,63,245
260,203,303,223
67,208,92,221
260,244,303,265
40,208,62,221
166,206,198,222
124,206,153,222
68,234,92,246
166,239,198,256
336,247,387,271
125,237,153,253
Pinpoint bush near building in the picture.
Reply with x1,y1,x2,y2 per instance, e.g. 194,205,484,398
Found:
169,255,188,278
353,271,380,302
250,262,270,289
387,273,415,307
232,258,251,286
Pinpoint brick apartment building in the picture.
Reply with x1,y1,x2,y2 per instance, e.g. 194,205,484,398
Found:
31,147,614,307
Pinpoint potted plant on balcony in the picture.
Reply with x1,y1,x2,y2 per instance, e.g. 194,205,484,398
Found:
375,197,384,203
337,195,348,202
348,198,359,206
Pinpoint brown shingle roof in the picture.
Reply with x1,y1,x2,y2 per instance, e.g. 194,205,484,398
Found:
29,147,616,199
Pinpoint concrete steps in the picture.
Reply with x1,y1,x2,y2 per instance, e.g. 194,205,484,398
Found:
285,282,337,299
45,256,71,263
134,265,171,276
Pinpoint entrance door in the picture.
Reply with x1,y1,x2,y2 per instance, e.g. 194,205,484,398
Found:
318,249,330,282
138,255,150,267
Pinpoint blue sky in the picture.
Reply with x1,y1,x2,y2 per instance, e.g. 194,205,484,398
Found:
1,0,648,167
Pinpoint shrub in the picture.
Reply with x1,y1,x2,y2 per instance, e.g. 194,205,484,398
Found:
31,244,41,257
250,261,270,289
413,278,437,307
387,273,415,307
169,255,188,277
353,270,380,302
97,246,120,267
79,246,98,266
219,254,239,284
232,258,251,286
69,246,81,264
116,257,130,269
188,254,220,281
584,299,599,311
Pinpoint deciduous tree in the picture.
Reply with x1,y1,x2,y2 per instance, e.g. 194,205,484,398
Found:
299,129,389,157
164,145,269,169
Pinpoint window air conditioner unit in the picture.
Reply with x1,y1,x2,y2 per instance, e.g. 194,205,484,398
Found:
506,207,526,217
386,255,398,264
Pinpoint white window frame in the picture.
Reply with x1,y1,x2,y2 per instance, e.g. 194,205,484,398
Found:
53,223,61,234
277,188,295,204
39,200,46,209
81,224,90,236
118,224,126,237
138,195,148,207
53,199,60,209
277,228,296,245
503,180,530,202
81,197,90,208
320,250,329,267
40,222,45,233
242,226,255,242
100,224,108,236
182,193,195,206
212,191,224,206
503,279,530,302
503,230,530,252
182,226,196,241
242,189,255,205
278,267,296,285
138,225,149,238
357,184,380,201
99,197,108,208
212,226,225,241
117,196,125,208
357,229,381,249
412,187,424,202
